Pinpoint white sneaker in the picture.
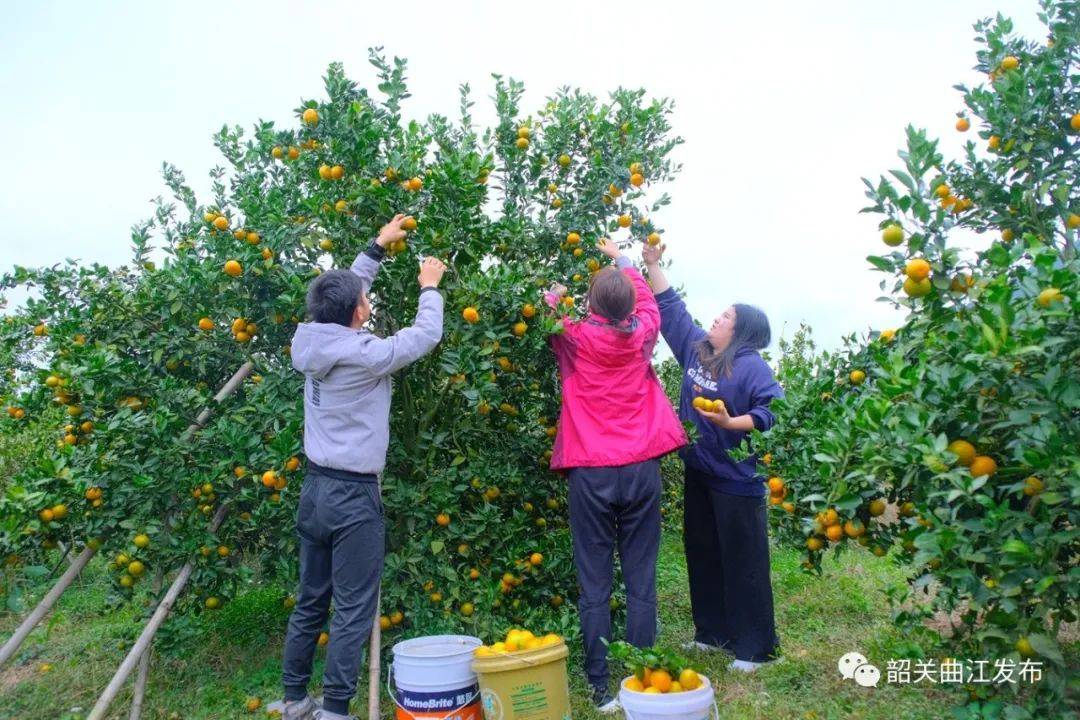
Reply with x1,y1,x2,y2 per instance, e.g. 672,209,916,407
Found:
729,659,762,673
591,686,621,714
280,696,320,720
681,640,723,653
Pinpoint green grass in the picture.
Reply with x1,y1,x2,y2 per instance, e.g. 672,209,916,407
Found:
1,534,954,720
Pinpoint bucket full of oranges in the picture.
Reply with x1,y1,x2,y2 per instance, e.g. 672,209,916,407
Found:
610,642,716,720
471,629,570,720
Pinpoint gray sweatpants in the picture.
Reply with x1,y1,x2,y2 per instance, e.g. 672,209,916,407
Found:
282,468,384,715
568,459,662,690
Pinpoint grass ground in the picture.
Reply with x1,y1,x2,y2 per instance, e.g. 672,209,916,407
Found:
1,533,956,720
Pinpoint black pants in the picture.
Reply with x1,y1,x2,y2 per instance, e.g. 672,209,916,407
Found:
568,459,661,689
282,469,385,715
683,466,779,663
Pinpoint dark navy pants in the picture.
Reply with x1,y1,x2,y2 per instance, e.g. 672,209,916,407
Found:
568,459,661,690
683,465,779,663
282,468,384,715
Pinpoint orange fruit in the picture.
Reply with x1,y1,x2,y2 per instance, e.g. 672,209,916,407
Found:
881,224,904,246
246,697,262,712
905,258,931,281
513,322,528,337
969,456,997,478
1071,113,1080,132
767,477,784,494
947,439,976,467
1037,287,1064,308
988,135,1001,150
1001,55,1019,70
515,137,529,149
630,173,644,186
617,214,632,228
517,126,531,139
205,596,220,609
806,536,824,551
317,631,329,646
1022,476,1044,496
650,670,673,693
678,668,701,690
287,146,300,160
463,307,480,324
302,108,319,125
436,513,451,527
1001,228,1015,242
522,303,536,319
781,501,795,513
408,177,423,191
625,677,645,692
212,216,229,231
224,260,242,278
850,369,866,385
271,146,283,159
331,165,345,180
903,277,932,298
530,552,543,566
868,499,886,517
558,154,571,167
955,117,970,132
460,602,474,616
843,519,865,538
217,545,230,557
826,524,844,543
319,164,332,180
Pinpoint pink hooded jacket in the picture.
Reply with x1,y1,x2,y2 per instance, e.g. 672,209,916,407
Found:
549,257,688,470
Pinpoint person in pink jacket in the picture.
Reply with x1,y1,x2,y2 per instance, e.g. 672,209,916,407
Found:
546,238,686,713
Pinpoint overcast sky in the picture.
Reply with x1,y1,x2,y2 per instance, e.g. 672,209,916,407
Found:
0,1,1044,353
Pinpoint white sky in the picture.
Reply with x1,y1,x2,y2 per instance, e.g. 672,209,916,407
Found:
0,1,1045,352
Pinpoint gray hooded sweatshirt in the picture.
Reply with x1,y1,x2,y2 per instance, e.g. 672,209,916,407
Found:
290,247,444,475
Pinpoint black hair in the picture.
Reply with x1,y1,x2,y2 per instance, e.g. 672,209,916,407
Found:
305,269,365,326
696,303,771,377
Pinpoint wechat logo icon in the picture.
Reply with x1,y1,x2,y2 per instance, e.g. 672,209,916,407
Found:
838,651,880,688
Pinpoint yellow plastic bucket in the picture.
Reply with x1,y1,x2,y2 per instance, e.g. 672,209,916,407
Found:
471,642,572,720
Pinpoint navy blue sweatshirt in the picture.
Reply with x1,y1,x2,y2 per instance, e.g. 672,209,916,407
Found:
655,288,783,497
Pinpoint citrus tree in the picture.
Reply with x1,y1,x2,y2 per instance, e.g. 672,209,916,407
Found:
0,52,683,648
754,4,1078,716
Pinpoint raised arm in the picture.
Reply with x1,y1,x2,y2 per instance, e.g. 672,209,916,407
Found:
641,243,705,367
597,238,659,336
349,213,414,293
361,257,447,376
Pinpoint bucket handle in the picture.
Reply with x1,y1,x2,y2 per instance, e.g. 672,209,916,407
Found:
621,693,720,720
386,661,481,720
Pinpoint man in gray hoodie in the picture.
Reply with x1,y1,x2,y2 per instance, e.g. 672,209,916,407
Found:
281,214,446,720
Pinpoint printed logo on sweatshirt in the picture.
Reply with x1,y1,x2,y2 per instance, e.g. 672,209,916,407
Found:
311,379,321,407
687,364,718,392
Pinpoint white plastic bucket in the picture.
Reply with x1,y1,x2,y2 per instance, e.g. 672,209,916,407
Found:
618,676,717,720
391,635,484,720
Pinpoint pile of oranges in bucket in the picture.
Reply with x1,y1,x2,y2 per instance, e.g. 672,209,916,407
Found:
623,666,703,694
474,628,563,656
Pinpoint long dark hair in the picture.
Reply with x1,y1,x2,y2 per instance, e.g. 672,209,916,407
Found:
696,303,771,378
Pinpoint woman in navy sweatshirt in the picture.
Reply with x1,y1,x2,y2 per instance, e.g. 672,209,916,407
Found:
642,242,782,672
